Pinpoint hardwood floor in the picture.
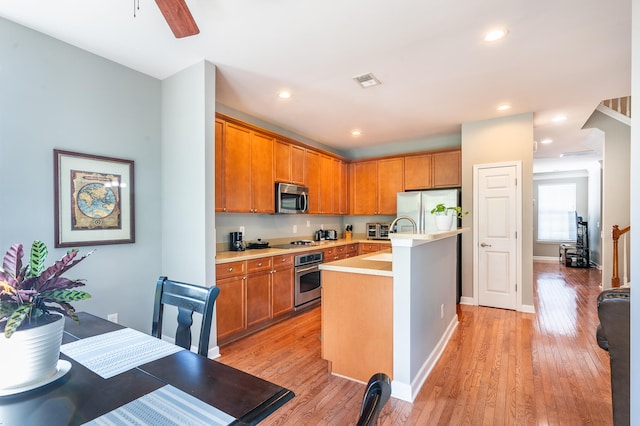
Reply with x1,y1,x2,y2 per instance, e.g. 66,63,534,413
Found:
217,262,612,425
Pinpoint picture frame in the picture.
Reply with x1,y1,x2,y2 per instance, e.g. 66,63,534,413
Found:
54,149,135,248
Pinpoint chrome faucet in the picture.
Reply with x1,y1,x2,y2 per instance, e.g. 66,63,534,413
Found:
389,216,417,234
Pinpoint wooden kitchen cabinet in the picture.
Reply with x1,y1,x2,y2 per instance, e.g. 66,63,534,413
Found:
334,158,348,215
351,160,378,215
274,140,305,185
432,149,461,188
271,254,294,318
304,150,321,214
377,157,404,214
215,261,246,341
351,158,403,215
215,119,225,212
404,154,432,190
220,121,274,213
246,257,273,328
359,242,391,254
320,154,334,214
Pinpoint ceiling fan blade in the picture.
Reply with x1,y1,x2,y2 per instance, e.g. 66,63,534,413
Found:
155,0,200,38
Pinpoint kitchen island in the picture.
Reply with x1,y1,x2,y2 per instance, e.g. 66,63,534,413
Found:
319,229,466,402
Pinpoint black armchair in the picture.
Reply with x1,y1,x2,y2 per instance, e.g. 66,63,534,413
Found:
356,373,392,426
596,287,630,426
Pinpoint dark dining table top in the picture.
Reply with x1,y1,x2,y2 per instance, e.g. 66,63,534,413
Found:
0,312,294,425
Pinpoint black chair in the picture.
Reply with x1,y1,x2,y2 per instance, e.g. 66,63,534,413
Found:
152,276,220,357
356,373,392,426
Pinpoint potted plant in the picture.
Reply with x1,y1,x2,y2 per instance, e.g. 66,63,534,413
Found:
430,203,468,231
0,241,92,390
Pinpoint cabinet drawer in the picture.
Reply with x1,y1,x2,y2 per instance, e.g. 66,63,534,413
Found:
346,244,357,253
272,254,294,270
247,256,273,273
216,261,246,279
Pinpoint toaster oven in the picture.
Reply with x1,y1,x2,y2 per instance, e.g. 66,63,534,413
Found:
366,222,391,240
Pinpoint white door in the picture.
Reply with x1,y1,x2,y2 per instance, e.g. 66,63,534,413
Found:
475,163,519,310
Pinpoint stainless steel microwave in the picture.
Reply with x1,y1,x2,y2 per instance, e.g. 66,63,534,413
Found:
275,182,309,214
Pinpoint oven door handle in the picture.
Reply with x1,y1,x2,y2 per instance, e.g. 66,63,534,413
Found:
296,264,319,274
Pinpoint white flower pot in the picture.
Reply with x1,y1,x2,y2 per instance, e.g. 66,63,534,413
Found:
435,215,454,231
0,313,64,390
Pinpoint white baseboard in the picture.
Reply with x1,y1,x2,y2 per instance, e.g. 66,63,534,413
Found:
533,256,559,263
391,315,459,402
459,296,475,305
519,304,535,314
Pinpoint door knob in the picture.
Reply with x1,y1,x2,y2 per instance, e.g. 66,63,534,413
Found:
480,242,492,247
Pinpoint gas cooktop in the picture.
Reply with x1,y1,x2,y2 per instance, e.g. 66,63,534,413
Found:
271,240,318,249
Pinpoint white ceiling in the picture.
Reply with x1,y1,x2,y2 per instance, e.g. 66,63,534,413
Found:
0,0,631,172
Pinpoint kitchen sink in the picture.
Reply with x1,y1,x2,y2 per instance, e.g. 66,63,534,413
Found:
363,253,392,262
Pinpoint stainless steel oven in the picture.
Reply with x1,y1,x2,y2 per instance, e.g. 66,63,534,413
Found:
294,251,323,309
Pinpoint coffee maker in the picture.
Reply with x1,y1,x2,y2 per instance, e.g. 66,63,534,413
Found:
229,232,246,251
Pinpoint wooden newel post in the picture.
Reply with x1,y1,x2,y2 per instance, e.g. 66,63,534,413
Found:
611,225,621,287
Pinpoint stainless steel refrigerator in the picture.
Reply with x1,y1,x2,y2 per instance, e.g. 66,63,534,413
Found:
396,188,461,233
396,188,462,303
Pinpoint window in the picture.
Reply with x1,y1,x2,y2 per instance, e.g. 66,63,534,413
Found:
537,183,577,241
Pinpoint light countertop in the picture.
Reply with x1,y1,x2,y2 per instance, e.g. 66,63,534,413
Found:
318,250,393,277
215,238,391,264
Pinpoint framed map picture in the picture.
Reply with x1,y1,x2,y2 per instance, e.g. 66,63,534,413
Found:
54,149,135,247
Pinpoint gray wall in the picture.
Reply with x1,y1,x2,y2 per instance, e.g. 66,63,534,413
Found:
461,113,534,309
0,17,162,333
532,172,589,259
583,109,631,287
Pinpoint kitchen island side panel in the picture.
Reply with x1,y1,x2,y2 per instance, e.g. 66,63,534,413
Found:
321,270,393,382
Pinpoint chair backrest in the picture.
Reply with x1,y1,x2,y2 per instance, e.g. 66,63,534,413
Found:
356,373,392,426
151,276,220,357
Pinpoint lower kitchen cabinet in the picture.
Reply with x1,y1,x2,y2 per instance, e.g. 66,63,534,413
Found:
272,254,294,318
215,261,246,341
246,257,273,328
359,242,391,254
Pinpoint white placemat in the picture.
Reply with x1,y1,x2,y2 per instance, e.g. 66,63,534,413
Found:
82,384,236,426
61,328,184,379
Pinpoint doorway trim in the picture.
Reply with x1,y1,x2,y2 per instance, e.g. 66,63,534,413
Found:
472,161,524,311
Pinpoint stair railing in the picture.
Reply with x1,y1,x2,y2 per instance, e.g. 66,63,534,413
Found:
611,224,631,287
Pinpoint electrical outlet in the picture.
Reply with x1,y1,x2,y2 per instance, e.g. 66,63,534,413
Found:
239,226,245,234
107,313,118,324
306,220,310,227
440,304,444,319
293,225,297,233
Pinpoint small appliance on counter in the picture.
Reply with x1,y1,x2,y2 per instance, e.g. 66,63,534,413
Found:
324,229,338,240
229,232,246,251
366,223,391,240
314,229,325,241
246,239,270,249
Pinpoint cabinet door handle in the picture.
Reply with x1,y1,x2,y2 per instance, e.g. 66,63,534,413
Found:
257,262,262,267
228,267,233,272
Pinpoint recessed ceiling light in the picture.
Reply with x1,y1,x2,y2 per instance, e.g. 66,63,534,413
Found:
560,150,596,157
278,91,291,99
540,138,553,144
484,28,508,42
497,104,511,111
351,130,362,136
552,115,567,122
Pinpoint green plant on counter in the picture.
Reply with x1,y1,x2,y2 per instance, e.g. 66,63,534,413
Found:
430,203,469,219
0,241,93,338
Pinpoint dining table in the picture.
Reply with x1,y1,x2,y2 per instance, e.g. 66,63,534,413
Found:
0,312,294,425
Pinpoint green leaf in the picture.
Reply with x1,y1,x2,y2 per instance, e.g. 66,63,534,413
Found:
4,303,33,338
0,301,17,318
40,289,91,303
27,241,48,278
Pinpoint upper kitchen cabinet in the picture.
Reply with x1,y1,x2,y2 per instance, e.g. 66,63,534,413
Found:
403,148,461,190
220,121,274,213
333,158,348,215
304,150,321,214
432,149,461,188
215,119,225,212
274,140,305,185
350,157,403,215
404,154,432,190
304,150,338,215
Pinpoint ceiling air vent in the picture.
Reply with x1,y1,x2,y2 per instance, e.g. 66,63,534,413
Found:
353,73,381,88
